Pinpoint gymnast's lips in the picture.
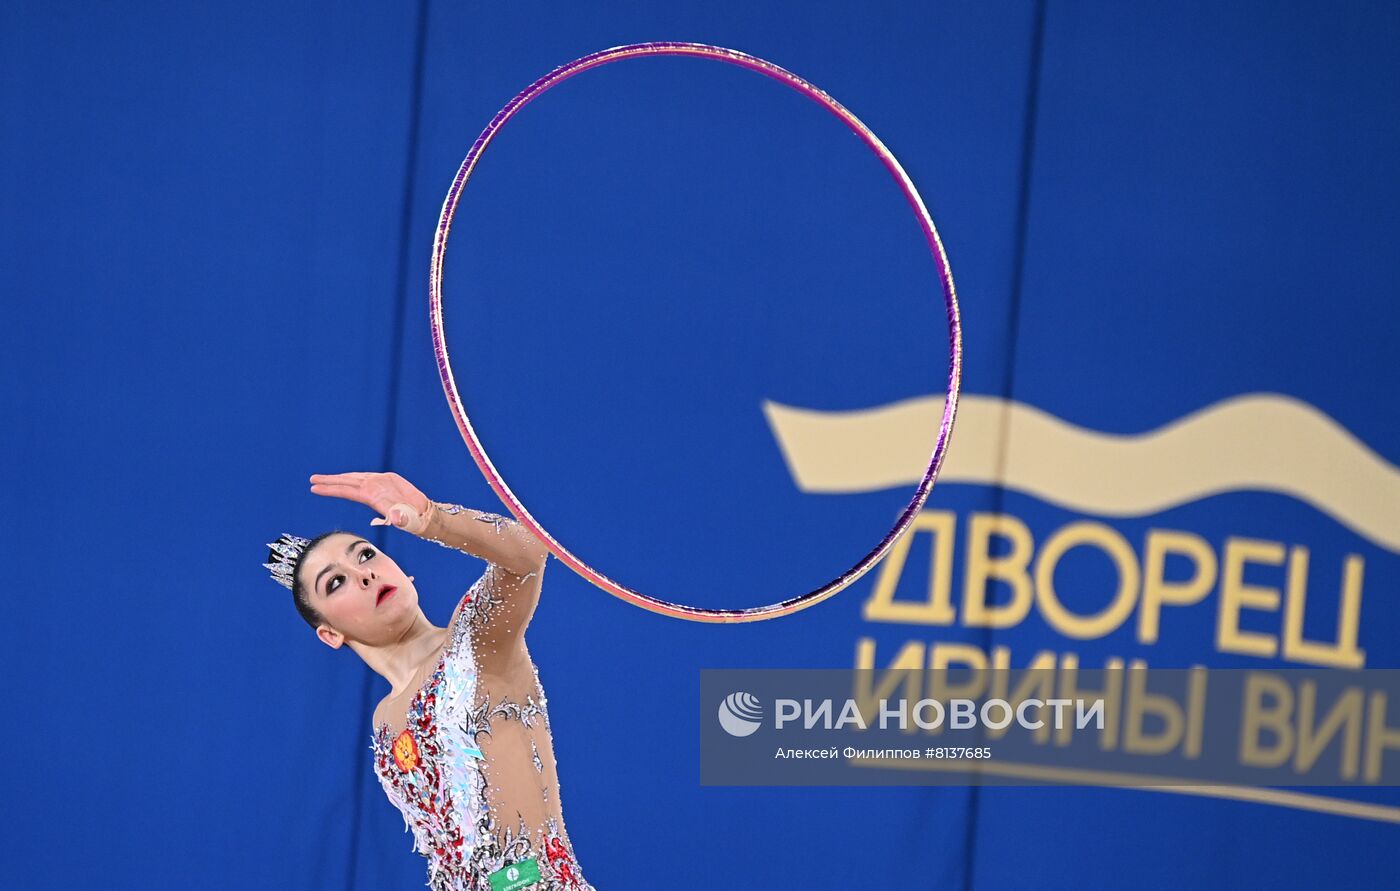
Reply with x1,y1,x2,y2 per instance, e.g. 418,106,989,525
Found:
376,584,397,606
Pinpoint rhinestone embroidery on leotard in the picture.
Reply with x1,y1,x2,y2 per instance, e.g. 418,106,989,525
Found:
370,551,592,889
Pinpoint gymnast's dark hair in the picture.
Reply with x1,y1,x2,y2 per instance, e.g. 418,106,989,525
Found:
273,530,348,630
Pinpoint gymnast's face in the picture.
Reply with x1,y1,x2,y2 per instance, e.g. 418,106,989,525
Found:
298,533,420,648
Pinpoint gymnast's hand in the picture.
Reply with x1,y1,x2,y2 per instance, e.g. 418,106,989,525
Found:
308,471,434,535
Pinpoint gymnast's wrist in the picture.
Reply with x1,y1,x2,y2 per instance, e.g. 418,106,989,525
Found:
413,499,443,537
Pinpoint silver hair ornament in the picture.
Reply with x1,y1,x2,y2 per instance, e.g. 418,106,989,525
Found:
264,532,313,590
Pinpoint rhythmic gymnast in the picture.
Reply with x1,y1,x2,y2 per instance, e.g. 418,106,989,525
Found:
264,470,596,890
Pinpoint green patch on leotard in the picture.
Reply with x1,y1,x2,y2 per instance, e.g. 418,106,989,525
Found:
488,856,541,890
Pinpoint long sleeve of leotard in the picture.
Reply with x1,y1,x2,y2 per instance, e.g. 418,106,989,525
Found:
378,499,547,668
378,498,548,576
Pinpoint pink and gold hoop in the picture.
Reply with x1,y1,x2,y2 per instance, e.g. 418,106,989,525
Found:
429,41,962,622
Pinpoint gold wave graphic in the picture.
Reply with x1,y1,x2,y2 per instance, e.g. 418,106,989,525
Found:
761,392,1400,554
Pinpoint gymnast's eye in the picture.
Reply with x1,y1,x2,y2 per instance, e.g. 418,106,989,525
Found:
327,548,376,594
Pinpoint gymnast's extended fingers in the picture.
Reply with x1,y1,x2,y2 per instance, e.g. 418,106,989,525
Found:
309,480,370,505
309,472,371,486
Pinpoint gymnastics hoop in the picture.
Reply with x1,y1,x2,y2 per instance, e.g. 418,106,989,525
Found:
429,41,962,623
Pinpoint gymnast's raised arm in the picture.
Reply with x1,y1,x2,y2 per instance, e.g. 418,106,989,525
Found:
308,471,548,660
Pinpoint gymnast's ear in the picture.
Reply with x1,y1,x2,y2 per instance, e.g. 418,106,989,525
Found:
316,624,346,650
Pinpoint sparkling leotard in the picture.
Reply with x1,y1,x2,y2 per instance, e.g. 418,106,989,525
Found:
370,562,595,890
